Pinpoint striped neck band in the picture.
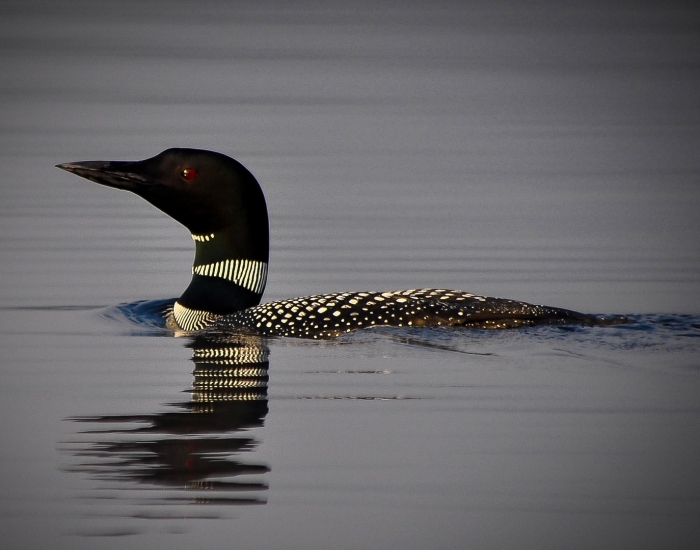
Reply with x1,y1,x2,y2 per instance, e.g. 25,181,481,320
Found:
193,258,267,295
192,233,215,242
173,301,220,332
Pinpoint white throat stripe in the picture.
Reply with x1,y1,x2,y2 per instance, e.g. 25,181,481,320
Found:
191,233,215,242
193,259,267,294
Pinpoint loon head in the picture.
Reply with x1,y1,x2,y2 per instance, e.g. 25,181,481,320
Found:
57,148,269,260
58,148,270,315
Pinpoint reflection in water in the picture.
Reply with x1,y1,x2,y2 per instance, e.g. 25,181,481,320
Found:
64,333,270,509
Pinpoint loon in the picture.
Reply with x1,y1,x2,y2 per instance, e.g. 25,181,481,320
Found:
57,148,620,339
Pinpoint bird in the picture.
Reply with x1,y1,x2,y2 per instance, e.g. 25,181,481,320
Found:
57,148,623,339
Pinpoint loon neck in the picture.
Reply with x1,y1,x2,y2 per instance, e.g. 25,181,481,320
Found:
177,230,268,315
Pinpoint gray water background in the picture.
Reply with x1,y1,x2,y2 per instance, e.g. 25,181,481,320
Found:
1,1,699,548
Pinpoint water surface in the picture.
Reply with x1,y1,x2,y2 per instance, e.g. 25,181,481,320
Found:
1,1,699,548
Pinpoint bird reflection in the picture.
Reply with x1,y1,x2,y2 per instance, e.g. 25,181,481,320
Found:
64,332,270,507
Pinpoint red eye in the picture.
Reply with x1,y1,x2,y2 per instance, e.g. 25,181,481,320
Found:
182,168,198,181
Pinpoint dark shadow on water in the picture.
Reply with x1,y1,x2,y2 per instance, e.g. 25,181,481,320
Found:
101,298,178,334
62,332,270,514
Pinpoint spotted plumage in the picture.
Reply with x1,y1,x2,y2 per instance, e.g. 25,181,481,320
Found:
58,148,626,341
215,288,593,339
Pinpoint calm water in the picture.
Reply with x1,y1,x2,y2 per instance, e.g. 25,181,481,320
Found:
1,1,699,548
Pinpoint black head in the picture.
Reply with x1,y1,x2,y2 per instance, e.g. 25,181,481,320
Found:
57,148,269,260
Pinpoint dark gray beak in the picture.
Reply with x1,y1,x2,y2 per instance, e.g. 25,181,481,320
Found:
56,160,157,191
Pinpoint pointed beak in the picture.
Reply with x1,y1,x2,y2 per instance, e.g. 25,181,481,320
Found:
56,160,158,191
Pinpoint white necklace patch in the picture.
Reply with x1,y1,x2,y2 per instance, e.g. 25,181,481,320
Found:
193,258,267,294
191,233,215,242
173,301,221,331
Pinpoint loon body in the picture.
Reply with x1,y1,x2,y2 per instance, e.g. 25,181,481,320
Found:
57,148,617,339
